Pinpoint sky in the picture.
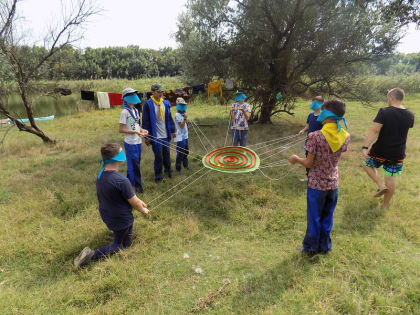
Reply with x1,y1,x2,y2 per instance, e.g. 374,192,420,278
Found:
18,0,420,53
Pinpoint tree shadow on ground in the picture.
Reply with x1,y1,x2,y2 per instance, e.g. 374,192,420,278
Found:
337,198,384,235
229,253,316,313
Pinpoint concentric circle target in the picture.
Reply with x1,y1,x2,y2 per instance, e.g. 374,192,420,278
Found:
202,146,260,173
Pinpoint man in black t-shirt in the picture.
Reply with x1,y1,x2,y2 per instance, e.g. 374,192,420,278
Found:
74,143,149,268
362,88,415,209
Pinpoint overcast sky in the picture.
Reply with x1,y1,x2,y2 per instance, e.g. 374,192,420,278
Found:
19,0,420,53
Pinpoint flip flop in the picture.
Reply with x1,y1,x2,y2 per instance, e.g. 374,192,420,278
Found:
374,187,388,197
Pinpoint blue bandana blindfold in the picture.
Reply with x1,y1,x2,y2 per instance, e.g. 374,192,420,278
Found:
310,101,322,110
317,109,348,131
97,150,127,179
123,94,141,106
176,104,187,112
235,93,246,102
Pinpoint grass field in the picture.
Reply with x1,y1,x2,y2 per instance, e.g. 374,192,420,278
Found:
0,84,419,314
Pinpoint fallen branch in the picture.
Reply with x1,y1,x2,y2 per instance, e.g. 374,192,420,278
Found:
191,279,231,313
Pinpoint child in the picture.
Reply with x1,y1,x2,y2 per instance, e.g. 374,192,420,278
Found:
230,92,251,146
74,143,149,268
289,100,350,256
362,88,414,209
174,97,189,172
119,88,148,193
298,96,324,181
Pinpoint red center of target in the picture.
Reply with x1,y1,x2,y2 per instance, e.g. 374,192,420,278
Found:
224,156,239,163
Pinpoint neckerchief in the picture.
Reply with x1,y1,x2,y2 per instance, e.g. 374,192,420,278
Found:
321,123,349,153
152,96,165,122
123,104,139,122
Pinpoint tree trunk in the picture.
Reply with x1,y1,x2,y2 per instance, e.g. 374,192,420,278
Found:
258,93,276,124
0,103,55,144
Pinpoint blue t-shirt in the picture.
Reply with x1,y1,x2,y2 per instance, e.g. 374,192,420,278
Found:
96,171,135,231
306,112,323,134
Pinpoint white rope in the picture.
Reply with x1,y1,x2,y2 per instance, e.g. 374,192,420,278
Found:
250,134,303,150
259,138,305,161
147,166,207,205
258,162,290,169
189,121,209,153
149,169,212,211
254,138,304,156
224,114,231,146
258,164,298,181
146,134,203,162
191,120,216,150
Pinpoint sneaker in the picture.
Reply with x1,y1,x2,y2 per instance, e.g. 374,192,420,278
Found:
135,187,144,194
299,177,308,182
74,247,95,268
155,178,163,184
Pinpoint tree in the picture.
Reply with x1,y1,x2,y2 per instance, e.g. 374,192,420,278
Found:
176,0,408,123
0,0,100,143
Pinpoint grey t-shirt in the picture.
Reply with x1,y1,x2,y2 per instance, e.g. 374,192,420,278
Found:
154,103,167,139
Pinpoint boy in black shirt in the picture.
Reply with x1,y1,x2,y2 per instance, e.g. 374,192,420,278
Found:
362,88,415,209
74,143,149,268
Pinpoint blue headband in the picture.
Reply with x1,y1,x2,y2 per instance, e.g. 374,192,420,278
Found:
317,109,348,131
98,150,127,179
235,93,246,102
310,101,322,110
123,94,141,105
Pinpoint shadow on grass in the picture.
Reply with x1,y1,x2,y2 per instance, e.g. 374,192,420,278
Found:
229,253,315,313
338,198,384,235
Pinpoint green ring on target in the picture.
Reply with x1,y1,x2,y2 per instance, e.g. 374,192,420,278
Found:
202,146,260,173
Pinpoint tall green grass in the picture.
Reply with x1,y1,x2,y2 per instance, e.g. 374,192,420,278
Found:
0,84,419,314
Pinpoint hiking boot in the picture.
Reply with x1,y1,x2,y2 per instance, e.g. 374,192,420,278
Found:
74,247,95,268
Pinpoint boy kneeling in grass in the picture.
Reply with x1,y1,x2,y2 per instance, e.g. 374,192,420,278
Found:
289,100,350,256
74,143,149,268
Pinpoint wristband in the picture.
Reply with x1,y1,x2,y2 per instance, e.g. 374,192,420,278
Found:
362,146,368,150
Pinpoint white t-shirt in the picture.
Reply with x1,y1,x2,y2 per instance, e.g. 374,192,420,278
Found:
174,112,188,142
119,107,142,145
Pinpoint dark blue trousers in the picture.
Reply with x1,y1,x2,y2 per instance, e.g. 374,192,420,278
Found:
124,142,142,190
175,139,189,171
152,138,172,180
303,188,338,254
92,225,133,260
232,129,248,146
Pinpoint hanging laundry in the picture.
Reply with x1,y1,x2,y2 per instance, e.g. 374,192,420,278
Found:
225,79,234,90
164,90,178,107
192,84,205,94
207,80,223,100
97,92,110,109
183,87,191,95
81,90,94,101
108,92,123,106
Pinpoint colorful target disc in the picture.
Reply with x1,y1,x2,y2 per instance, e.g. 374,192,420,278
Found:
202,146,260,173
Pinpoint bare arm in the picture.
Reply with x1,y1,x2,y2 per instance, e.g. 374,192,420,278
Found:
127,195,149,215
299,124,309,135
362,122,383,157
288,153,315,169
119,123,148,137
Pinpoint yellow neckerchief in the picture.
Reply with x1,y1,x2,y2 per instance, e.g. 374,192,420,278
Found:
152,96,165,122
321,123,348,153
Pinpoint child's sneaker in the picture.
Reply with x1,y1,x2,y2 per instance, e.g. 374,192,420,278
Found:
74,247,95,268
